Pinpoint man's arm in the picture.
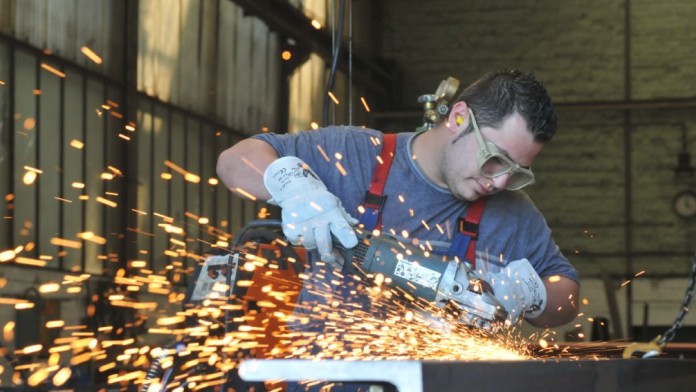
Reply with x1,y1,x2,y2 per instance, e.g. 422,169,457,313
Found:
216,138,279,201
527,276,580,328
217,137,358,261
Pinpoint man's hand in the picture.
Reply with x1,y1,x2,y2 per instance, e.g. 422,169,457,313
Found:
263,156,358,262
486,258,547,323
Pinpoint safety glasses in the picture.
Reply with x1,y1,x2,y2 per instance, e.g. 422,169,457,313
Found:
468,109,535,190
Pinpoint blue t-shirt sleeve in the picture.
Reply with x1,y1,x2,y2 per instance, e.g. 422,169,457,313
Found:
518,197,579,282
478,191,579,283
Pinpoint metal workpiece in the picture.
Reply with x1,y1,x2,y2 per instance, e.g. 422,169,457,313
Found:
240,358,696,392
240,359,423,392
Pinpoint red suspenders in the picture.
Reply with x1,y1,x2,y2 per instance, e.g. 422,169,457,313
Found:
359,134,397,232
358,133,487,267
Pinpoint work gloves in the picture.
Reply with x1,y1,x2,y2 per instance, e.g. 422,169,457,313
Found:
485,258,547,323
263,156,358,263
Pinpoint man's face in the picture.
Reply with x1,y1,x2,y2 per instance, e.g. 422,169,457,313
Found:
440,111,544,201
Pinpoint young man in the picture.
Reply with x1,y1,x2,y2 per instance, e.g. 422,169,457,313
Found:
217,69,579,329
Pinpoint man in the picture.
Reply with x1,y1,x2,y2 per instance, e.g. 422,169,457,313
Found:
217,69,579,330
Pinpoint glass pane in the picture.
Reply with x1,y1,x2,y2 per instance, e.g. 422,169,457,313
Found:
136,99,153,268
0,42,10,249
151,102,169,274
13,50,38,258
62,68,85,271
37,61,62,268
83,77,105,274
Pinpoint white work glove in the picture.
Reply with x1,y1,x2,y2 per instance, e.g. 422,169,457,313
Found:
263,156,358,263
486,258,547,323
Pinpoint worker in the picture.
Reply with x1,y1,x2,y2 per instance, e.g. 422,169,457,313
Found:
217,69,580,332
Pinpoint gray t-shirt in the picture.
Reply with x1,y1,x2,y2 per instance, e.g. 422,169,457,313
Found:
254,125,578,283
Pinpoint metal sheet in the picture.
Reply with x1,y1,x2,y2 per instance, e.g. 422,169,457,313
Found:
240,358,696,392
421,358,696,392
239,359,423,392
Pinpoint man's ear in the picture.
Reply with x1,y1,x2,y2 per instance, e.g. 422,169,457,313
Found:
448,101,469,132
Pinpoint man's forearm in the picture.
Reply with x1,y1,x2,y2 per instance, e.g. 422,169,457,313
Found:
527,276,580,328
216,138,279,201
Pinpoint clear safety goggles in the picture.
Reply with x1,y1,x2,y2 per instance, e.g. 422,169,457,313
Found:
469,109,535,191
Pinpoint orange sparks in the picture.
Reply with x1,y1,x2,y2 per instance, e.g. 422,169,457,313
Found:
234,187,257,201
240,156,264,176
0,298,29,306
621,279,631,287
39,283,60,293
50,237,83,249
52,367,72,387
78,231,107,245
40,63,66,78
548,275,561,283
15,257,47,267
164,160,201,183
22,170,38,185
70,139,84,149
22,344,43,355
335,162,347,176
0,249,16,262
15,302,35,310
327,91,340,105
80,46,103,64
129,260,147,268
360,96,371,112
46,320,65,328
96,196,117,208
316,145,330,162
110,300,157,310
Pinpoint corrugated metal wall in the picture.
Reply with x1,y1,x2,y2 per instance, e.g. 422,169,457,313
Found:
0,0,285,276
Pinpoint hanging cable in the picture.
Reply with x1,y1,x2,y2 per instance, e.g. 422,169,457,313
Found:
322,0,346,126
348,0,354,125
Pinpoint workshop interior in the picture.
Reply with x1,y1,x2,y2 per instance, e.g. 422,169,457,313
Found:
1,0,696,391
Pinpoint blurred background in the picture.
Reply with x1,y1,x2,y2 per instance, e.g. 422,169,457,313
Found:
0,0,695,386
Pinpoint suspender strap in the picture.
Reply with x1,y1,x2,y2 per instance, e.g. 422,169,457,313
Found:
359,134,397,231
447,198,486,267
359,132,486,266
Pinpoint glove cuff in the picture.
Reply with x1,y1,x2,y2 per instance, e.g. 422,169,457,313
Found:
516,259,547,319
263,156,326,204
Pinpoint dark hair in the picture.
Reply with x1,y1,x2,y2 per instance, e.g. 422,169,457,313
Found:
453,69,557,142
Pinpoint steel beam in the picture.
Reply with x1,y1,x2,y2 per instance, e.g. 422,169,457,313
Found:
228,0,394,97
240,357,696,392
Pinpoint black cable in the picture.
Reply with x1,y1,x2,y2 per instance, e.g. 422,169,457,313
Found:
322,0,346,126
